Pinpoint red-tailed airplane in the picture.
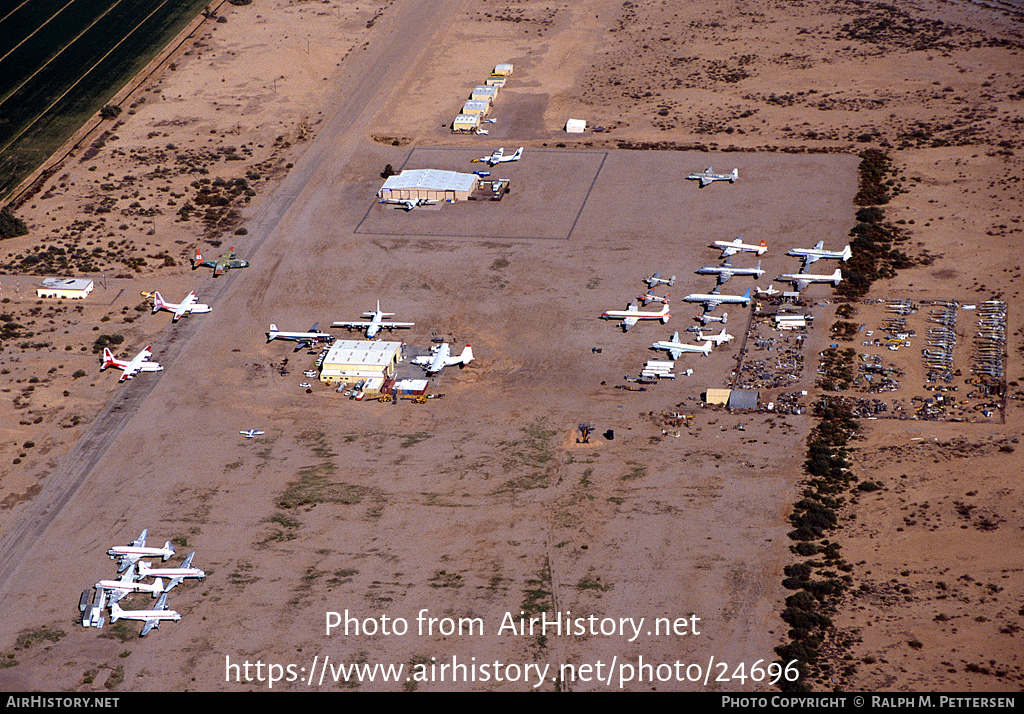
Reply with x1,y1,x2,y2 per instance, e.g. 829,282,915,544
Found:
601,302,670,331
151,290,211,322
101,346,163,382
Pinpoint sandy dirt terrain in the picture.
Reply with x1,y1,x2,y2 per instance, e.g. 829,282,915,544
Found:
0,0,1022,693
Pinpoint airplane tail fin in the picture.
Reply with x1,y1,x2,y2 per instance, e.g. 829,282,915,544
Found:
512,147,524,160
832,269,842,285
191,248,201,269
730,168,738,181
163,542,175,560
458,345,474,366
152,292,166,313
758,239,767,249
101,347,117,370
152,578,165,595
109,603,122,623
702,341,713,356
721,312,728,324
668,275,676,286
742,288,751,302
841,245,852,261
267,324,278,342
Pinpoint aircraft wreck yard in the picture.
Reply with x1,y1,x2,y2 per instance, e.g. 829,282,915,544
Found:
0,0,1022,694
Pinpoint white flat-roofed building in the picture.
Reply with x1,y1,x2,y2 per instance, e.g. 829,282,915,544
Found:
470,85,498,104
493,63,513,76
461,99,490,116
484,75,506,87
36,277,94,299
452,113,480,132
565,118,587,133
378,169,479,202
319,340,402,385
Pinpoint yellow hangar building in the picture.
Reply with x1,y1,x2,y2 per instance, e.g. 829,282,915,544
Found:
378,169,479,203
318,340,402,388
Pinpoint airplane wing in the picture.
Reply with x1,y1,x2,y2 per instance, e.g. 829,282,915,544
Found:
133,530,147,548
141,620,157,636
718,272,731,284
668,346,683,360
794,279,810,292
155,593,168,610
182,552,195,569
378,321,415,330
700,176,713,187
117,554,141,572
214,262,226,276
106,588,128,604
622,316,639,330
333,320,372,329
165,576,184,592
802,254,820,268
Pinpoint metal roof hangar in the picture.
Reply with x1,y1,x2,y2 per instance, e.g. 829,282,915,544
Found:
319,340,402,385
378,169,479,203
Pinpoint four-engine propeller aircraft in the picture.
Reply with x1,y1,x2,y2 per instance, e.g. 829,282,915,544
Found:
266,323,334,350
240,429,265,438
696,327,735,346
412,343,474,375
776,268,843,292
712,236,768,258
332,301,415,339
696,259,764,284
150,290,211,322
472,146,524,166
191,247,250,276
637,291,671,306
138,552,206,591
95,564,165,603
601,302,671,331
651,331,714,359
644,272,676,289
108,530,175,572
687,166,738,187
110,592,181,636
787,241,853,268
697,311,728,326
101,345,163,382
683,287,753,312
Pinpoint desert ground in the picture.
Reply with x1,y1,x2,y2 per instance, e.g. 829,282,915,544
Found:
0,0,1022,693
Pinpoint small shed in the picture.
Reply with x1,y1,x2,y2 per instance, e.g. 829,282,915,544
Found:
565,118,587,133
452,114,480,132
36,277,94,299
728,389,759,410
493,63,514,76
704,388,731,405
470,86,498,104
485,75,507,87
461,100,490,116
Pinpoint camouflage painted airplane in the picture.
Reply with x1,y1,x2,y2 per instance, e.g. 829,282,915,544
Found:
190,247,250,276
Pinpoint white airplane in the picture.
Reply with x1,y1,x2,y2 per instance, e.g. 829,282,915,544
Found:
138,552,205,591
108,529,175,573
96,564,166,604
240,429,265,438
684,287,752,312
755,285,780,297
332,301,415,339
697,311,728,326
776,268,843,292
411,343,474,375
687,166,738,187
695,259,764,284
101,345,163,382
110,592,181,636
80,588,107,628
645,272,676,288
651,332,714,359
266,323,334,351
696,327,734,346
601,301,670,331
787,241,853,268
713,236,768,258
472,146,523,166
150,290,211,322
381,197,438,211
637,291,670,306
475,129,489,135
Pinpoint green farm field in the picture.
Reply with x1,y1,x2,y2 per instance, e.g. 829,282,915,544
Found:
0,0,211,201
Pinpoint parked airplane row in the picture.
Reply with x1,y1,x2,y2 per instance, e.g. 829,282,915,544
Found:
81,530,204,635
